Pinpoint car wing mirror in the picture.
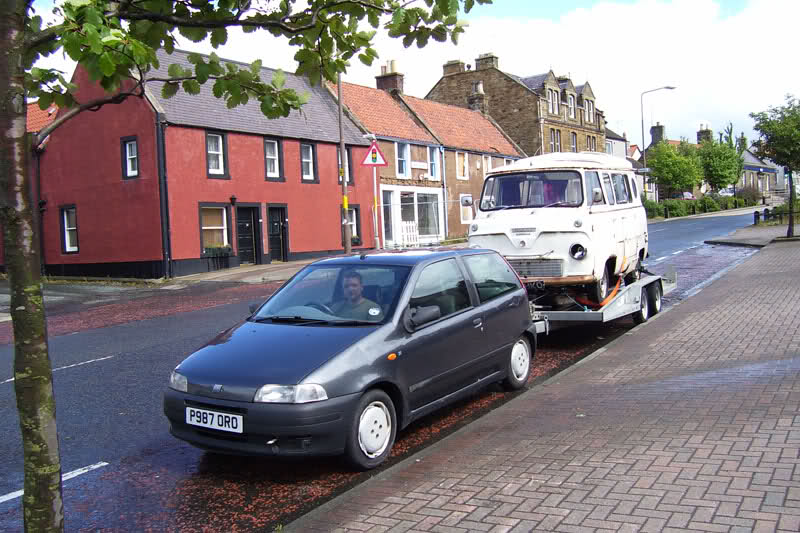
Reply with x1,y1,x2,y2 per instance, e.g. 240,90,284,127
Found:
402,305,441,332
460,195,473,207
592,187,603,204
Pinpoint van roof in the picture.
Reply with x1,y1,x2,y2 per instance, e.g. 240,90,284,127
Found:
490,152,634,173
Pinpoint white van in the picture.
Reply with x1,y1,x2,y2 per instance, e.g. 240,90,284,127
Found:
463,152,648,303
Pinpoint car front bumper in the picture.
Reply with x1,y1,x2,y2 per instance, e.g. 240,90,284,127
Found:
163,388,360,457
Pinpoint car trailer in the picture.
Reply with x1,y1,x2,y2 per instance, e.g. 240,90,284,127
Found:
526,268,677,335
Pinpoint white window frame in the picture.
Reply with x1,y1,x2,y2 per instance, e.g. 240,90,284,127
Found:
207,133,224,175
568,95,575,118
338,146,351,184
428,146,438,180
606,141,613,154
379,184,445,245
201,206,229,247
395,142,410,178
63,207,78,252
585,100,594,123
459,193,474,224
547,90,553,113
347,208,358,236
456,151,469,180
265,139,279,178
549,129,555,153
125,140,138,177
301,143,314,181
553,89,560,115
555,130,562,152
571,132,577,152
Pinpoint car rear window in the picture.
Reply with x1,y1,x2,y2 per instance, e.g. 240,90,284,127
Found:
462,253,521,303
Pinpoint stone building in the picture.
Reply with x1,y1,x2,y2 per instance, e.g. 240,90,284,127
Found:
425,53,606,157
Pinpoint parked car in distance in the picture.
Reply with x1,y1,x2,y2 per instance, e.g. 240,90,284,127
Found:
718,187,734,197
671,191,696,200
164,249,534,470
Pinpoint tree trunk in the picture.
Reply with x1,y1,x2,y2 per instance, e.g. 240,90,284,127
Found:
788,172,794,238
0,2,64,531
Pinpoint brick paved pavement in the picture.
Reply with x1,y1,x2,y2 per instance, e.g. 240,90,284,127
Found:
289,240,800,533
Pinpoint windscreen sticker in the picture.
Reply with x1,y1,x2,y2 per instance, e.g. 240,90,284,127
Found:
368,307,381,316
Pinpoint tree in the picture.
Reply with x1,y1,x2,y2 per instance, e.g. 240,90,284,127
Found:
0,1,491,530
751,94,800,237
647,141,703,197
723,122,746,191
697,139,741,191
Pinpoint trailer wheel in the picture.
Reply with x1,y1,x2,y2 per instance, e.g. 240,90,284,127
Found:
591,267,610,303
647,281,663,315
632,286,650,324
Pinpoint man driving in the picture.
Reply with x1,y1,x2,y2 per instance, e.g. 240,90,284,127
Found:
331,270,382,321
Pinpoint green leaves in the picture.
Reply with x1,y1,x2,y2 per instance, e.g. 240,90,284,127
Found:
161,81,179,98
751,95,800,170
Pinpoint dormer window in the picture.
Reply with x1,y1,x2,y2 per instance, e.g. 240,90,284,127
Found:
547,89,560,115
568,95,576,118
585,100,594,123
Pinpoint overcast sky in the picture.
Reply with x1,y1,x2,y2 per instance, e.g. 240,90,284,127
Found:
33,0,800,150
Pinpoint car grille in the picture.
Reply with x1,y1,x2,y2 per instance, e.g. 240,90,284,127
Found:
507,259,564,278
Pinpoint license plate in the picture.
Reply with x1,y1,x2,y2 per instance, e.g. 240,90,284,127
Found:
185,407,243,434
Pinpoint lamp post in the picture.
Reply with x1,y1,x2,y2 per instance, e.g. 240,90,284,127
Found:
641,86,676,202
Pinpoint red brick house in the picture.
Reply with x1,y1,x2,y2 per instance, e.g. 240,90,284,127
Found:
5,49,375,278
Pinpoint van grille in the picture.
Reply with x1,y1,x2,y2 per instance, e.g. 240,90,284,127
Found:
507,259,564,278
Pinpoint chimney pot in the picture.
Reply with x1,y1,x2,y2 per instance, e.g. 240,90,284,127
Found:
376,61,404,93
443,60,465,76
475,53,498,71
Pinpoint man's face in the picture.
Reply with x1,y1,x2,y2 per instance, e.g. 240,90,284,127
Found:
342,276,363,304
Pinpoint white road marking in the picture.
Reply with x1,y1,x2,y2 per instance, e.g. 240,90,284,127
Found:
0,462,109,504
654,256,669,262
1,355,115,385
672,250,684,255
650,228,668,232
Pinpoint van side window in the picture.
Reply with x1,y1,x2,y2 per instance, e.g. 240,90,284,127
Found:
602,174,616,205
630,175,638,199
585,171,604,205
611,173,630,204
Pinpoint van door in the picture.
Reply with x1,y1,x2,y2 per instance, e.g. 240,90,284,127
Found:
602,173,625,272
611,173,635,268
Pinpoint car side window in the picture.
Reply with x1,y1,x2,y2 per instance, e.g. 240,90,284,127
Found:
585,171,605,205
409,259,470,319
611,173,630,204
463,254,521,304
602,173,616,205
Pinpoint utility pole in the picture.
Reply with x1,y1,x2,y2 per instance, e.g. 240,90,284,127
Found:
338,72,352,254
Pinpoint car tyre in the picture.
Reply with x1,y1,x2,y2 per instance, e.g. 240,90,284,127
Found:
345,389,397,471
632,287,649,324
502,336,532,391
592,267,610,304
647,281,663,316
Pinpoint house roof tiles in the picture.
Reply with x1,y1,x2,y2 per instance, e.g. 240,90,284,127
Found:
27,102,58,133
148,49,368,145
332,81,436,144
401,94,522,156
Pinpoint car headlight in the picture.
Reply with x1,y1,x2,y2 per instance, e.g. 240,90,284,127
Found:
254,384,328,403
169,369,188,392
569,243,587,260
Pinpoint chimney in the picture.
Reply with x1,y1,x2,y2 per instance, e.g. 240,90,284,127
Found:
650,122,665,145
375,60,404,93
697,124,712,144
443,59,465,76
467,81,488,115
475,53,498,71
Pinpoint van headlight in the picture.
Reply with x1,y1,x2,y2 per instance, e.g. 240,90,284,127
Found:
569,243,587,260
254,384,328,403
470,223,478,233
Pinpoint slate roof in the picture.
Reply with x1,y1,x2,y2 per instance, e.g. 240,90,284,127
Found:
517,73,549,91
605,128,626,141
332,81,436,144
401,95,523,157
148,49,368,146
27,102,58,133
575,84,585,94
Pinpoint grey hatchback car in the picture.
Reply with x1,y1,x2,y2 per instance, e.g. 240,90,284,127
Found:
164,249,534,470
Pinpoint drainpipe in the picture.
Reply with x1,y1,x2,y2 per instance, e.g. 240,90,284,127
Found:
440,145,448,241
32,139,46,275
155,113,172,278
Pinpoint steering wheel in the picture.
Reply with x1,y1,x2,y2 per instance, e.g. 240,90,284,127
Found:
305,302,334,315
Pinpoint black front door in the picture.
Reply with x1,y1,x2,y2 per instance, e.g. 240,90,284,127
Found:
268,207,288,262
236,207,259,264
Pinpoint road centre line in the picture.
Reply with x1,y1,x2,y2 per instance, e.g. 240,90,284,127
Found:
1,355,115,385
654,256,669,262
671,250,684,255
0,461,109,504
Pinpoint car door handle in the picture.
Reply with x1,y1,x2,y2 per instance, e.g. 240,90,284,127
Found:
473,318,483,328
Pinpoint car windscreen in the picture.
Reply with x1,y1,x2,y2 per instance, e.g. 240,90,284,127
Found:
480,171,583,211
253,264,411,324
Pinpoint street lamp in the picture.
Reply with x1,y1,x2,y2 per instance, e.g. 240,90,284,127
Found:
641,86,676,202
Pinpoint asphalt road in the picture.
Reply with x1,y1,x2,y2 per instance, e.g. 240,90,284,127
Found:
0,210,762,527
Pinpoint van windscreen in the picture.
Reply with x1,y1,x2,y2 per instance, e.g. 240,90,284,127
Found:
480,171,583,210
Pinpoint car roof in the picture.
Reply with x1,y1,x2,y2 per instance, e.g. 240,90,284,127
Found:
311,248,495,267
